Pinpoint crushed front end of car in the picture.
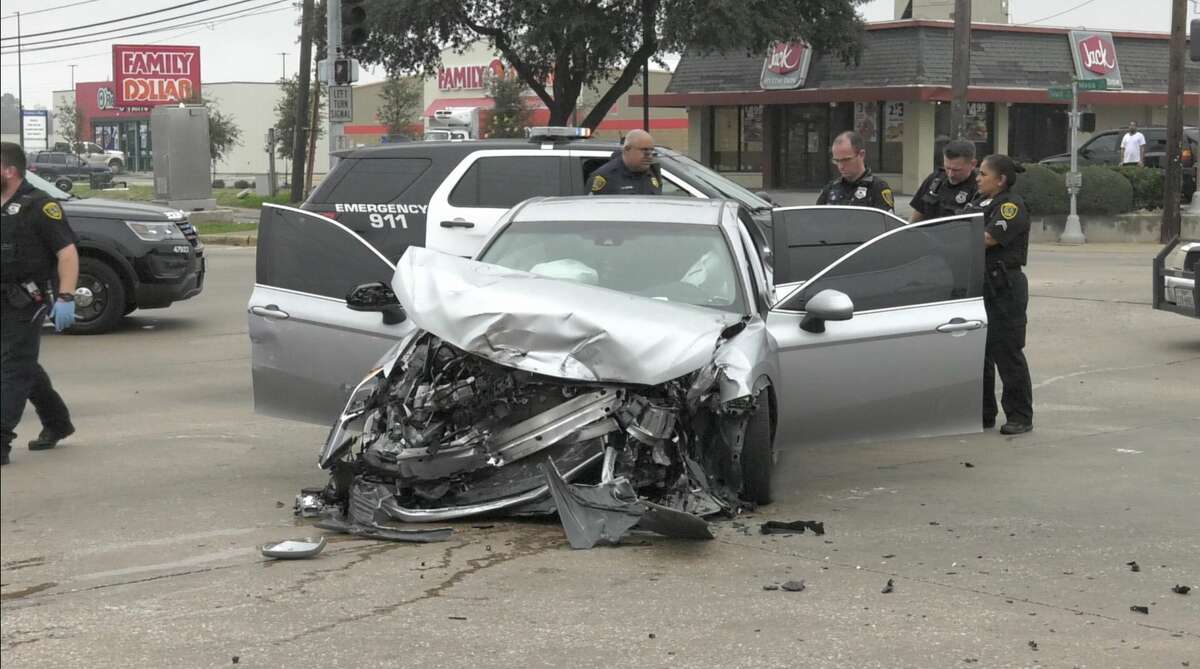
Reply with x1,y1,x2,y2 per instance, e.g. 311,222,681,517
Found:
302,249,774,549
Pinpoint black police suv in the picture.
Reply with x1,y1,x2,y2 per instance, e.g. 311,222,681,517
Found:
299,128,776,264
24,171,205,334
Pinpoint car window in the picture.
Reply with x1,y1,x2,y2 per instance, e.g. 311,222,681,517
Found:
1145,130,1167,150
770,207,903,285
256,207,394,300
479,219,747,314
778,217,983,313
660,175,692,198
67,156,83,167
312,157,432,204
664,153,771,211
49,153,67,165
1086,133,1119,155
450,156,560,208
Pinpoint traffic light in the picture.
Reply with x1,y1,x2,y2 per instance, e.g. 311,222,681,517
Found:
341,0,367,48
333,58,351,85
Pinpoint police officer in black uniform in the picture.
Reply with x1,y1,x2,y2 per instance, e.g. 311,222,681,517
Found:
588,129,663,196
965,153,1033,435
1,141,79,466
816,131,894,213
910,139,979,222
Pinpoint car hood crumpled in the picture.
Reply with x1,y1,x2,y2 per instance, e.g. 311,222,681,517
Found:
393,247,741,386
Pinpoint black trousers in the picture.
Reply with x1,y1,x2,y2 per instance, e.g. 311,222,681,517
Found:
1,307,72,453
983,269,1033,425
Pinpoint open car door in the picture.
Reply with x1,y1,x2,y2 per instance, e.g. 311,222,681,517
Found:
765,212,987,446
249,205,409,425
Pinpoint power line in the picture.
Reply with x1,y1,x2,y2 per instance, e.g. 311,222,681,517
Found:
1,0,107,21
1,0,216,41
0,5,293,68
1,0,293,54
1020,0,1102,26
10,0,267,49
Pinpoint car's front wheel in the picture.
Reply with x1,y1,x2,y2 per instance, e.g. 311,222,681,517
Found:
67,257,127,335
741,389,774,505
54,177,73,192
108,159,123,173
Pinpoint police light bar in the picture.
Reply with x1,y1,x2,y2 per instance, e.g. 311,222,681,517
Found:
526,126,592,140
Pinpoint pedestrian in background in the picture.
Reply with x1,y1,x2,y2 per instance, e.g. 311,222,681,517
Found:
1,141,79,466
965,153,1033,436
1120,122,1146,167
588,129,663,195
910,139,979,222
816,131,894,213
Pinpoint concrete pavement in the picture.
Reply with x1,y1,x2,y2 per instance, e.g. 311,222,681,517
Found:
1,245,1196,668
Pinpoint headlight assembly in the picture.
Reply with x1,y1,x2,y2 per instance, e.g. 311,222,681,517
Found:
125,221,186,242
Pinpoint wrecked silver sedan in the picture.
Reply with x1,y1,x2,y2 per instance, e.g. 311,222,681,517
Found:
251,198,990,547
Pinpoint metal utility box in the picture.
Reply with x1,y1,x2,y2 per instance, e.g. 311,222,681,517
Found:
151,105,215,210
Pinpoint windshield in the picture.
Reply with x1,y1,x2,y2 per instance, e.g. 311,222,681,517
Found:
665,153,771,211
480,220,747,314
23,171,73,200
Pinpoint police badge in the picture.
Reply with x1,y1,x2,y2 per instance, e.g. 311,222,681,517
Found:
955,191,968,204
854,186,868,200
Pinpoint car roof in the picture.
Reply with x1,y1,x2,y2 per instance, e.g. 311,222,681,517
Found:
332,139,687,159
512,196,728,225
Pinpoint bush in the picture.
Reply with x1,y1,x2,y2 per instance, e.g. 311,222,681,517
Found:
1077,165,1133,215
212,179,225,188
1012,163,1067,216
233,179,254,189
1110,165,1162,212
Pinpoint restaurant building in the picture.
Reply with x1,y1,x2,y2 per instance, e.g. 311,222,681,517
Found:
635,11,1200,194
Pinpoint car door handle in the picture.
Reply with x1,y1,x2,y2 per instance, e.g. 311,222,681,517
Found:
440,219,475,229
936,318,983,333
250,305,290,320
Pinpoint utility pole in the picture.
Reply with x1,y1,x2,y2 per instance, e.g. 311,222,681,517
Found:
16,11,24,148
290,0,314,203
1161,0,1186,242
949,0,972,139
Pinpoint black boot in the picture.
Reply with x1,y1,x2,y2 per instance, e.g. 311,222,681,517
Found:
28,423,75,451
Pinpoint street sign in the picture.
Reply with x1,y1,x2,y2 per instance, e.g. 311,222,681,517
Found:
1066,171,1082,190
1048,87,1073,100
1075,78,1107,91
328,85,353,123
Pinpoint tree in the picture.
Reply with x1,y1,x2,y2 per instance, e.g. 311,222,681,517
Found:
54,102,85,148
377,73,423,138
353,0,864,129
486,74,531,138
273,74,324,161
183,93,243,165
1,93,19,133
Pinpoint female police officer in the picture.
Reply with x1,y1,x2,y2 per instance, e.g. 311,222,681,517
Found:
965,154,1033,435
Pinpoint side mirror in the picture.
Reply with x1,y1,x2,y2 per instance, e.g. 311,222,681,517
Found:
345,281,406,324
800,289,853,334
755,190,776,205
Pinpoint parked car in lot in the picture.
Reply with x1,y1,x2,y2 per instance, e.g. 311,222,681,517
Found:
24,171,206,334
250,197,987,544
1153,237,1198,319
74,141,126,173
301,127,776,263
27,151,113,192
1040,127,1198,203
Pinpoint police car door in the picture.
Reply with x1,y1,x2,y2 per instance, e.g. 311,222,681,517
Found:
425,150,570,257
249,205,407,425
765,208,987,446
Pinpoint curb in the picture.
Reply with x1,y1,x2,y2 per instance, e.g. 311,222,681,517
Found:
200,234,258,247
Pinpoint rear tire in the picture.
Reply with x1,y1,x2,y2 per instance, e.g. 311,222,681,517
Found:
741,390,774,505
67,257,127,335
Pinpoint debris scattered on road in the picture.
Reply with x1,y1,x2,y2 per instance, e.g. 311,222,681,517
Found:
1130,605,1150,614
1115,448,1143,454
232,657,239,665
274,501,284,508
781,580,806,592
962,462,975,468
760,520,825,535
293,487,325,518
882,554,896,559
448,616,468,621
882,579,895,594
260,537,327,560
1172,585,1191,595
648,633,657,639
1127,561,1141,572
762,584,779,591
471,524,495,530
929,521,940,526
1028,641,1038,651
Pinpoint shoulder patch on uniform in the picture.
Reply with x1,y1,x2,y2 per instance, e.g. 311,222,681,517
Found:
1000,202,1019,221
42,201,63,220
591,175,607,193
650,176,660,189
881,188,894,208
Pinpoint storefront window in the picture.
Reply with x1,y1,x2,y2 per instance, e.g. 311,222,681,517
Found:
934,102,994,167
710,106,764,172
881,102,905,174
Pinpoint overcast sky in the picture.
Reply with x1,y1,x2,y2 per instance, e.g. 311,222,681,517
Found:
1,0,1194,112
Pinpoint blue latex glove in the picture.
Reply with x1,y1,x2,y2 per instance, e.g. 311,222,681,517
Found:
51,298,76,331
